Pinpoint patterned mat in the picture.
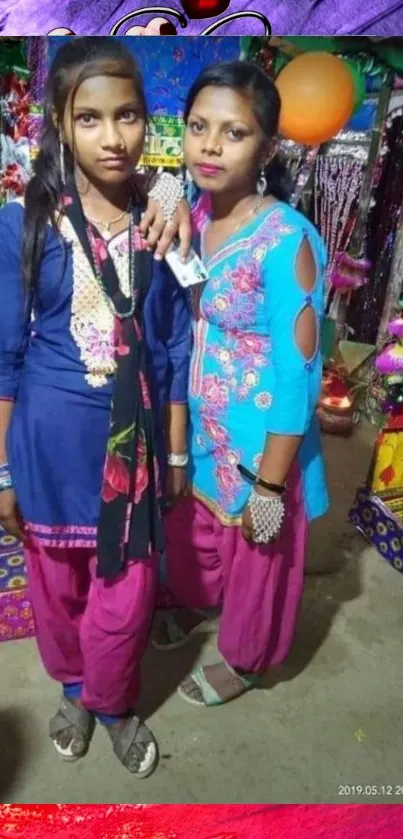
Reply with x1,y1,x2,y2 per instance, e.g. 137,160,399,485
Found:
0,528,35,643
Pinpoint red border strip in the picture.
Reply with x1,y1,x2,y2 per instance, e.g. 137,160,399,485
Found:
0,805,403,837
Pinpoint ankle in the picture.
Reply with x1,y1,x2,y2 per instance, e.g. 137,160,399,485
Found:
94,709,132,726
63,681,83,702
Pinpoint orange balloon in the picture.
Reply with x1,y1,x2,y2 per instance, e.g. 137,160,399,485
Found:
275,53,355,145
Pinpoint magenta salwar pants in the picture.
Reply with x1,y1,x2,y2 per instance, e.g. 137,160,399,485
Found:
24,537,158,715
165,470,308,674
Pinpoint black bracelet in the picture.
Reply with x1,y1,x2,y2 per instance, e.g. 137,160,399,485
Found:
237,464,285,495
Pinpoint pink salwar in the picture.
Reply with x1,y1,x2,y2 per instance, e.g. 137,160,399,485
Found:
24,536,158,715
165,468,308,674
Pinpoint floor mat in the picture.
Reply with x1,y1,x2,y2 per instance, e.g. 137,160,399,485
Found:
0,528,35,643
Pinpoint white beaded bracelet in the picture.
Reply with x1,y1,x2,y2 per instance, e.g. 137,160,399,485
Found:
247,488,285,544
149,172,185,226
167,453,188,467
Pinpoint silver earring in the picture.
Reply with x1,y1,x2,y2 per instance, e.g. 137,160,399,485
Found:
257,168,267,198
185,167,193,184
59,135,66,185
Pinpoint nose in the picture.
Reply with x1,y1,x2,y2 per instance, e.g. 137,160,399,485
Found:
202,131,222,156
101,120,125,151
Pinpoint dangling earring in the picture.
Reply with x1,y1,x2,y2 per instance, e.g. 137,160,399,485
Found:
185,167,193,185
257,167,267,198
59,132,66,185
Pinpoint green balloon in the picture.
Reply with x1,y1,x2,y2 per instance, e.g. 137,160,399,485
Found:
344,60,366,114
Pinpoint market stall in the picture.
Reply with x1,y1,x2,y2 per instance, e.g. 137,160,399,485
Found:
244,36,403,573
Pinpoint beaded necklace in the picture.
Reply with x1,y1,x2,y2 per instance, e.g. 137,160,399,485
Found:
87,200,137,320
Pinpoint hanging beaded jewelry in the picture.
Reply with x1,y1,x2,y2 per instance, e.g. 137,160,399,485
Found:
314,156,363,306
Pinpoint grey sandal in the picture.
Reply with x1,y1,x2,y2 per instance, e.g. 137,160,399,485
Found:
104,714,158,778
152,609,212,651
49,696,94,762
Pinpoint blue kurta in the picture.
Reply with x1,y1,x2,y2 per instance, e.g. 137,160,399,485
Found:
0,201,190,548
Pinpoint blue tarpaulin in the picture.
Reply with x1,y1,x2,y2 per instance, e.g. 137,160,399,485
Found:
47,36,241,117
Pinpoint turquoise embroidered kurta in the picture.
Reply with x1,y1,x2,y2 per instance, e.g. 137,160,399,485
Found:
188,199,330,524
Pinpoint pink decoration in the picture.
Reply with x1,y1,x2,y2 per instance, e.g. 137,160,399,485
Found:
331,271,367,291
387,317,403,339
376,343,403,375
330,251,371,291
334,251,371,271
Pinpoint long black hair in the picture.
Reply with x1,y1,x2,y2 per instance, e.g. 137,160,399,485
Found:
183,60,291,203
23,37,148,292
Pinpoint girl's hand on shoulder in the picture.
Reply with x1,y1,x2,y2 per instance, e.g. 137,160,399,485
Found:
139,198,192,262
0,489,26,543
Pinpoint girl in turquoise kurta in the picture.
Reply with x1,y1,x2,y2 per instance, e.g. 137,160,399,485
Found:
154,61,330,707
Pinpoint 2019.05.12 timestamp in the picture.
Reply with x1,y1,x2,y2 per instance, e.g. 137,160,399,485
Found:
338,785,403,797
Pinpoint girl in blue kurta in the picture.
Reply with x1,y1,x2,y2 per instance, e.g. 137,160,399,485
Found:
0,38,191,776
156,61,330,707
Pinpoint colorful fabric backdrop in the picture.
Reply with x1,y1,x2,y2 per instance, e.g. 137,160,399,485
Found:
47,36,241,116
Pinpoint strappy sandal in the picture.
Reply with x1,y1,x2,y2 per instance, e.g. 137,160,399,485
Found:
49,696,95,761
103,714,158,778
177,663,261,708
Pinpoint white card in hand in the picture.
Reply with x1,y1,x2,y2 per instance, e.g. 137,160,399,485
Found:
165,245,208,288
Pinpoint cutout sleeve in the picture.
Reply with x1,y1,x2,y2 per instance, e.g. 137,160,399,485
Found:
264,225,326,437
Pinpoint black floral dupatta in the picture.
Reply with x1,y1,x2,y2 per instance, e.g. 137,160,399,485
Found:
61,181,164,578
